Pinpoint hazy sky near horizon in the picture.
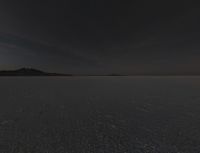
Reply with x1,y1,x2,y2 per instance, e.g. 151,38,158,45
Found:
0,0,199,74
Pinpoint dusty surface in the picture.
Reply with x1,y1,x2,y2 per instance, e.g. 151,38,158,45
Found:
0,77,200,152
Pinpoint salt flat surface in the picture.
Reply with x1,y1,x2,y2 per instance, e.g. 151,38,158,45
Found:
0,76,200,152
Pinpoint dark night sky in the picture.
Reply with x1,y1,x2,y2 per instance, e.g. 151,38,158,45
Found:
0,0,199,74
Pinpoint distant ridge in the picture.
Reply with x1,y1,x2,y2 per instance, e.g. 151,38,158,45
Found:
1,68,200,76
0,68,128,76
0,68,72,76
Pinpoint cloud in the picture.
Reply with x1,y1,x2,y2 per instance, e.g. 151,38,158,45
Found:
0,32,100,69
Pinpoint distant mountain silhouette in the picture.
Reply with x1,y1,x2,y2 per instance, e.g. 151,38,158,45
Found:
1,68,198,76
0,68,72,76
0,68,126,76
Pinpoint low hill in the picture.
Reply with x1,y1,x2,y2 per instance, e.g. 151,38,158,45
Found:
0,68,72,76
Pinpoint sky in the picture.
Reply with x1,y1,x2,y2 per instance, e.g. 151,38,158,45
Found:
0,0,199,74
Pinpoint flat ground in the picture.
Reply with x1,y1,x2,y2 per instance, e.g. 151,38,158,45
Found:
0,77,200,153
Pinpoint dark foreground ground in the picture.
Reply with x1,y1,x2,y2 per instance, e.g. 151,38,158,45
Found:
0,77,200,153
